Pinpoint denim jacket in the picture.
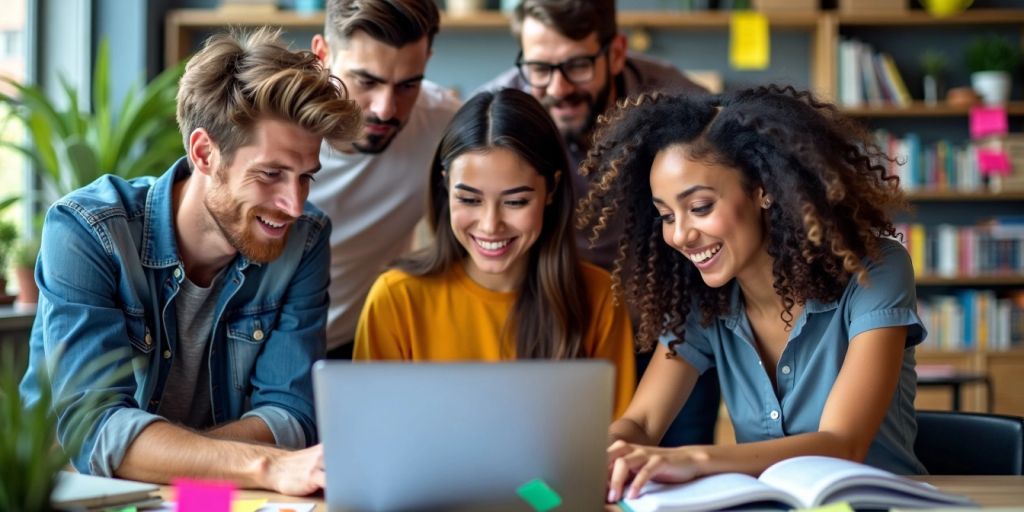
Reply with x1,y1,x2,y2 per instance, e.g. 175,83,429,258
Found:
20,158,330,476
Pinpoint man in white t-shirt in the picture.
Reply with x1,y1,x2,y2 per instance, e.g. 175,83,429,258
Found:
310,0,461,358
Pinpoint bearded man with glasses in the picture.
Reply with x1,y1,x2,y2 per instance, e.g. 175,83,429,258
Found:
478,0,718,449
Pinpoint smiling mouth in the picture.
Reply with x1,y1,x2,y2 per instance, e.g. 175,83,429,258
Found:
685,243,722,264
256,215,287,229
473,236,512,251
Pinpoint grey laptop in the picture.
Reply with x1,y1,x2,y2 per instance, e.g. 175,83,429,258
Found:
312,360,614,511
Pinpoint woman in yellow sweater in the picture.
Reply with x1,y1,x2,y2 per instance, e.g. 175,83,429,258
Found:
353,88,635,417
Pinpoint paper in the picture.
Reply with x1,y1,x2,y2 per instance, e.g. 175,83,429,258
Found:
173,479,235,512
969,106,1008,139
977,148,1012,175
797,502,854,512
155,502,315,512
730,12,770,70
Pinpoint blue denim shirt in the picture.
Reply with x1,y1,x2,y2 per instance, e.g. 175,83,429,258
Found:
666,238,927,474
20,158,330,476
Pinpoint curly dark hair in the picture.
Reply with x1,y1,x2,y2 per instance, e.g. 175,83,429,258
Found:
578,85,906,356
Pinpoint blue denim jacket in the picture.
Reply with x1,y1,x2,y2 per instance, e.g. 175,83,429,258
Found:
20,158,330,476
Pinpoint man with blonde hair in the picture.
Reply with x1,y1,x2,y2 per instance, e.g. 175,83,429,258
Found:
309,0,460,359
20,29,361,494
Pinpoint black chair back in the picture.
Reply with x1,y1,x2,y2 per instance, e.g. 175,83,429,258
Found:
914,410,1024,475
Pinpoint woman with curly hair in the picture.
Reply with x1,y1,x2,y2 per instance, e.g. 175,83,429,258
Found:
583,86,927,501
353,88,636,416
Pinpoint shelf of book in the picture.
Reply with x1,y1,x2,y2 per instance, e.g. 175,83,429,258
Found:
904,191,1024,202
843,102,1024,118
837,9,1024,27
915,275,1024,286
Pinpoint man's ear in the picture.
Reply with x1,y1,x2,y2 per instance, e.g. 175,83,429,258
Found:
311,34,330,65
188,128,217,177
608,33,628,77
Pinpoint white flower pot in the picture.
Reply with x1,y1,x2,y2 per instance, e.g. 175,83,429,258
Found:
447,0,487,15
971,71,1012,106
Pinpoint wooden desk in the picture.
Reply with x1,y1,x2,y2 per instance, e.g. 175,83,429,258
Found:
161,475,1024,510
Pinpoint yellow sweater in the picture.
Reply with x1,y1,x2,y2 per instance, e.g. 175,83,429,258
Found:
354,261,635,418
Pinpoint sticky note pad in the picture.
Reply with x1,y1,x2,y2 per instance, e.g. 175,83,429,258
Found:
970,106,1008,139
232,498,267,512
173,478,235,512
730,12,770,70
796,502,854,512
516,479,562,511
977,148,1012,175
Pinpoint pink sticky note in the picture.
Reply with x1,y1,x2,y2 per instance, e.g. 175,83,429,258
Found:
970,106,1008,139
173,478,235,512
977,148,1012,176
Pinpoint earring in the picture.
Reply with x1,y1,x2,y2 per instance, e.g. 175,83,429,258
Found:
762,198,772,209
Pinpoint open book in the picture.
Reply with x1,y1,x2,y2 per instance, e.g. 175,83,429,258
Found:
621,455,974,512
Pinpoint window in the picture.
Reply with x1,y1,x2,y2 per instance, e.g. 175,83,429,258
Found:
0,0,31,294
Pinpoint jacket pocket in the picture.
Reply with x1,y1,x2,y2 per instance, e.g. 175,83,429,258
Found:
226,310,278,390
125,311,156,354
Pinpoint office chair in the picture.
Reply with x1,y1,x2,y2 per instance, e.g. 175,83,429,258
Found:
914,410,1024,475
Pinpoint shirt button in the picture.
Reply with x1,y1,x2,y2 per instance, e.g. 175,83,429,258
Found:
769,410,780,420
781,365,791,375
163,350,171,359
173,268,182,279
144,333,153,346
253,329,264,341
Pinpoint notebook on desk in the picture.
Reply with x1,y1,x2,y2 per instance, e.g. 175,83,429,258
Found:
312,360,614,511
51,471,160,510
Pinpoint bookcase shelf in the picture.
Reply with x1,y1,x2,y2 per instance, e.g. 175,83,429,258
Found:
905,191,1024,202
843,102,1024,118
915,275,1024,286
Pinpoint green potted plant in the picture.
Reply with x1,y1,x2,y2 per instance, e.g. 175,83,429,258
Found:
12,237,39,304
0,220,17,301
965,34,1021,105
0,39,184,205
920,49,948,106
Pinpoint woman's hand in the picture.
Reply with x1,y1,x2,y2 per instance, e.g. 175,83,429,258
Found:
606,440,709,502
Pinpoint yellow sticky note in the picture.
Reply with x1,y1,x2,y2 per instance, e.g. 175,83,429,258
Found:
730,12,770,70
796,502,854,512
231,498,268,512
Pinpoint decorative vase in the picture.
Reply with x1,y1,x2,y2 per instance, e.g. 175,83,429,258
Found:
447,0,486,16
14,266,37,304
923,75,942,106
971,71,1011,106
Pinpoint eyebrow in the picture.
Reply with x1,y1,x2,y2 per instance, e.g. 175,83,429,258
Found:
254,160,322,175
454,184,536,195
349,69,425,87
651,185,714,205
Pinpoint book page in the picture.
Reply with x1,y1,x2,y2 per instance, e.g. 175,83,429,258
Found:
622,473,799,512
758,456,973,508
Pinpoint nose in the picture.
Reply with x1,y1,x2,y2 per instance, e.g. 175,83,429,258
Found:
275,178,305,219
672,220,699,249
370,87,397,121
478,204,502,234
545,69,574,99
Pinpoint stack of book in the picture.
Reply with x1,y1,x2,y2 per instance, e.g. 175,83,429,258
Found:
838,39,912,108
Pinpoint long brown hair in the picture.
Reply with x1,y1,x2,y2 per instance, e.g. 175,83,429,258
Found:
395,89,588,359
579,85,906,356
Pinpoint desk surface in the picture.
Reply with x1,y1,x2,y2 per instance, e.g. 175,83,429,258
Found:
160,475,1024,510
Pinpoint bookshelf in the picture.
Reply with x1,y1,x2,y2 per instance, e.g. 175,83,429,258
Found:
163,5,1024,414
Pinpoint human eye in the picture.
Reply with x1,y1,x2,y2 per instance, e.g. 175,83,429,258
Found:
455,195,481,206
504,198,530,208
258,169,281,180
301,173,317,183
655,209,674,224
691,202,714,215
525,63,552,79
398,81,421,93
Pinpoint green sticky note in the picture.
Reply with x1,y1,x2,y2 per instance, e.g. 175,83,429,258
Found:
105,507,136,512
797,502,854,512
516,479,562,511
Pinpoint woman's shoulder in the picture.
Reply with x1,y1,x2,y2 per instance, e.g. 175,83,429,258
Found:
371,267,452,296
578,260,614,284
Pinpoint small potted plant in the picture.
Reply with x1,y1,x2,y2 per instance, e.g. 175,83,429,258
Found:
0,220,18,301
13,237,39,304
965,34,1021,105
920,50,948,106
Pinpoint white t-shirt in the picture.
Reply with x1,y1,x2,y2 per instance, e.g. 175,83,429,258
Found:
308,80,461,350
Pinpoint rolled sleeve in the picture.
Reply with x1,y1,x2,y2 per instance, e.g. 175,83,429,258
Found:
88,409,167,476
660,307,716,374
848,239,926,347
241,406,306,449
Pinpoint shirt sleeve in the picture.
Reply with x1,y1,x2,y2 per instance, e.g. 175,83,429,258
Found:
247,216,332,448
585,278,636,419
663,304,716,375
19,202,166,476
847,238,926,347
354,272,411,360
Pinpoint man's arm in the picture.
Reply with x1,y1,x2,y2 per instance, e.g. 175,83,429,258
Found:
116,422,323,496
207,416,276,444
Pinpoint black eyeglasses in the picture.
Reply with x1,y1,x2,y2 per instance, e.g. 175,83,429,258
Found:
515,42,611,88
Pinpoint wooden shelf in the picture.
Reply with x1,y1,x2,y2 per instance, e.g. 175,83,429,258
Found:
905,190,1024,201
915,275,1024,286
838,9,1024,26
843,102,1024,118
617,11,818,29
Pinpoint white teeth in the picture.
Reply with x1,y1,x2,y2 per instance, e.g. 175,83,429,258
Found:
258,216,285,228
476,238,510,251
688,243,722,264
